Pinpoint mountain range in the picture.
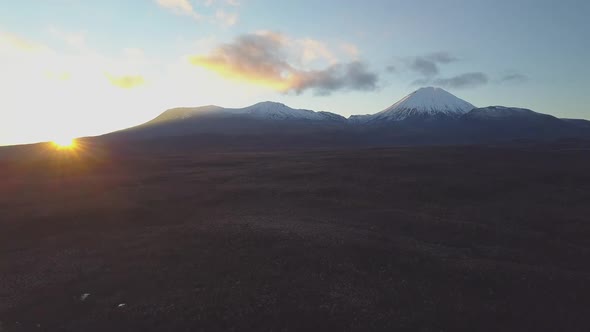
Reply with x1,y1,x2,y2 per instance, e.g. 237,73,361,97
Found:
105,87,590,146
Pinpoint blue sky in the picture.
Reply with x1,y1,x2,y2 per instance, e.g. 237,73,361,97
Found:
0,0,589,145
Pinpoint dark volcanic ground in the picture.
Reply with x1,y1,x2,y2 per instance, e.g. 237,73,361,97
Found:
1,144,590,331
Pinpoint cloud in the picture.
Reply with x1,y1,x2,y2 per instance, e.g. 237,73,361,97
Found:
48,27,87,50
106,74,146,89
206,0,240,6
188,32,378,95
155,0,200,19
0,31,47,53
45,71,71,81
0,29,164,145
385,65,396,73
410,57,439,77
500,73,528,84
425,52,458,64
215,9,238,26
189,32,289,89
291,61,378,95
408,52,458,77
298,38,336,64
340,43,360,59
397,52,490,89
157,0,243,24
433,72,489,89
410,78,430,86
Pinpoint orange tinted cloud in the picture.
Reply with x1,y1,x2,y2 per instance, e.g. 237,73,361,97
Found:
188,32,378,95
0,31,46,53
106,74,146,89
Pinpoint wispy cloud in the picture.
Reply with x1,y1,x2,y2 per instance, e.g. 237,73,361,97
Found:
0,29,160,144
499,73,528,84
298,38,337,65
408,52,459,77
433,72,489,89
385,65,396,73
156,0,243,25
188,32,378,95
293,61,378,95
0,31,47,53
396,52,490,89
340,43,360,60
155,0,200,19
48,26,87,50
106,74,146,89
205,0,241,6
215,9,238,26
1,28,149,90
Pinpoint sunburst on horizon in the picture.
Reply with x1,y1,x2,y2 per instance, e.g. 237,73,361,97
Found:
52,137,77,150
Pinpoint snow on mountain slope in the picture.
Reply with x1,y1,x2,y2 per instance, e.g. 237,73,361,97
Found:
105,94,590,143
143,88,476,130
317,111,348,122
459,106,581,140
225,102,333,121
147,102,344,125
348,114,373,124
370,87,475,122
464,106,554,119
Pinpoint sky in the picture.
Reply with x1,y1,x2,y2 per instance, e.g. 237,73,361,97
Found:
1,0,589,145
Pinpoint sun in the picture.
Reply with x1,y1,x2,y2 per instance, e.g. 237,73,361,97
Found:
52,137,77,150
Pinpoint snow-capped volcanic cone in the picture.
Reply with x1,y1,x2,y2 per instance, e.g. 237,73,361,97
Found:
369,87,475,122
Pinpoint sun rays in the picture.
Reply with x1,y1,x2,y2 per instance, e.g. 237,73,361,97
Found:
52,137,77,150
